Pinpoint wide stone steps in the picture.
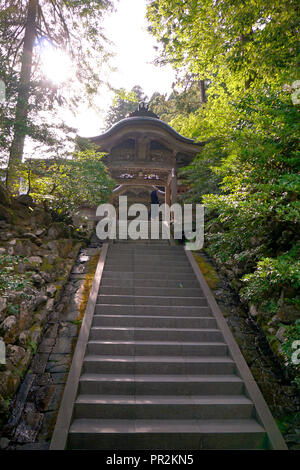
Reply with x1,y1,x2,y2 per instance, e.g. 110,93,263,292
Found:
97,295,207,306
105,258,191,267
110,245,183,252
92,315,217,329
53,242,285,450
102,271,197,280
104,265,194,273
95,305,211,316
100,278,200,288
115,239,171,245
79,373,245,395
107,250,188,257
74,394,254,420
107,255,188,263
89,326,222,341
82,355,236,375
98,286,203,297
87,340,228,356
68,419,267,450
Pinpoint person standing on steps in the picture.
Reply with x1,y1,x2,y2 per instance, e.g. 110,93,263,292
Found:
149,185,165,220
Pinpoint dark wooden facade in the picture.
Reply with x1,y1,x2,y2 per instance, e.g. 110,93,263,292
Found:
88,106,204,207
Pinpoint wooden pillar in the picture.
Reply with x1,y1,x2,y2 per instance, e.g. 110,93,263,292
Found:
165,184,171,206
171,168,177,204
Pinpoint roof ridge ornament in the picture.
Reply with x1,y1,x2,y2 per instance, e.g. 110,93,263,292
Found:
127,101,159,119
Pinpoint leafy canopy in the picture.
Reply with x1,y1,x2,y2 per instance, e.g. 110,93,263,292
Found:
0,0,113,165
147,0,300,321
18,148,115,215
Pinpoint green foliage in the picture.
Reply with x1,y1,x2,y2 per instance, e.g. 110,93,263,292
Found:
7,304,20,316
149,78,208,123
0,254,32,295
173,85,300,275
147,0,300,389
5,397,11,407
147,0,299,90
105,80,207,129
178,139,224,203
241,244,300,306
18,148,115,216
197,87,300,308
276,411,300,435
27,340,37,355
105,85,147,128
281,320,300,389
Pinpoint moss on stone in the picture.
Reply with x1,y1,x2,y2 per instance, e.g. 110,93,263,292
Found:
54,284,63,300
41,259,54,272
192,251,220,289
0,205,17,223
77,251,101,322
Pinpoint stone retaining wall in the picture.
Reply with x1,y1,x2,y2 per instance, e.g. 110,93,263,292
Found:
0,234,102,449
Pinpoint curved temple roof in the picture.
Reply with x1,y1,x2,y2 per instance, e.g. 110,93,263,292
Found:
89,116,203,147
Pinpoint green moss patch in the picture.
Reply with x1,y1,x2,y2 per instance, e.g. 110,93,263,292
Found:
78,251,101,322
192,252,220,289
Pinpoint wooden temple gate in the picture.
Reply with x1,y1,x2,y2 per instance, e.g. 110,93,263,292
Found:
88,105,204,211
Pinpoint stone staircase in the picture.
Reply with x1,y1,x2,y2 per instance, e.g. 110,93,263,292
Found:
58,241,285,449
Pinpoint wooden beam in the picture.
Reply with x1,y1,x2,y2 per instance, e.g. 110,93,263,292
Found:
165,184,171,206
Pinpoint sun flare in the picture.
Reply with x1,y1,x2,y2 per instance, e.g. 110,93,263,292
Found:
38,38,73,84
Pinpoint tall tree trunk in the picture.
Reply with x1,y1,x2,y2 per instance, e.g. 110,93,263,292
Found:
7,0,38,192
239,32,255,90
198,79,207,104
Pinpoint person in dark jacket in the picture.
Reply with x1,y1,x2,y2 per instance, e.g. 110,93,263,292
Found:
149,186,159,220
150,186,165,220
151,187,159,205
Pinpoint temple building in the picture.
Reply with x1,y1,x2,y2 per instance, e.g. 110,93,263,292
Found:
86,103,205,211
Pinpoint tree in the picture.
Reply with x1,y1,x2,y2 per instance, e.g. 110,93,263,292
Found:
147,0,300,385
18,148,115,216
7,0,38,190
149,76,209,123
147,0,299,92
105,85,148,128
0,0,113,190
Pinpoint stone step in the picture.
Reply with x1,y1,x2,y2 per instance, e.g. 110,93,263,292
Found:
92,315,218,330
110,245,183,251
94,305,212,317
114,240,173,245
107,253,187,262
98,286,203,297
87,340,228,357
109,251,186,258
74,394,254,420
104,262,191,270
67,418,267,450
115,224,168,230
100,278,200,288
111,236,178,241
106,251,188,259
114,240,171,245
102,271,196,280
79,373,244,396
104,253,188,261
83,355,236,375
89,326,219,342
107,252,187,261
103,264,194,273
97,295,207,306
